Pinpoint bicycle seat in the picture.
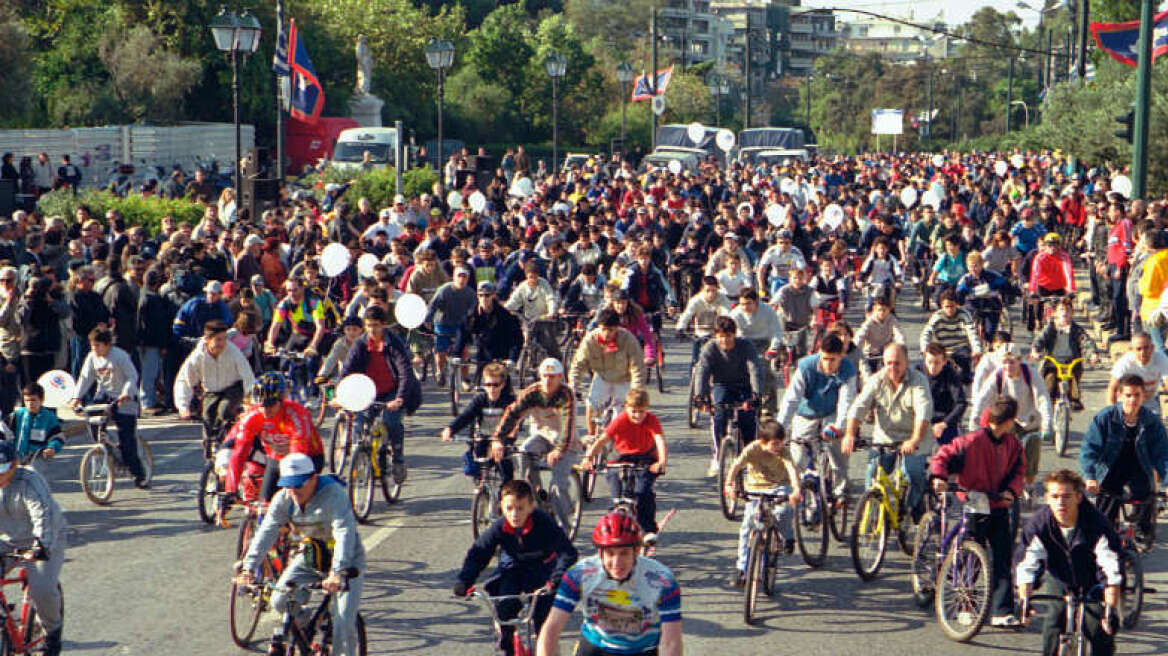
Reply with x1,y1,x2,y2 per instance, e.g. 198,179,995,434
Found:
82,404,114,417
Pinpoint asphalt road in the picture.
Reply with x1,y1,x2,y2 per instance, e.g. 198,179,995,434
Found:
44,283,1168,655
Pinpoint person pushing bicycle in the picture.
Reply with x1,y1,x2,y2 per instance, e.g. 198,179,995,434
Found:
453,480,578,656
234,453,366,656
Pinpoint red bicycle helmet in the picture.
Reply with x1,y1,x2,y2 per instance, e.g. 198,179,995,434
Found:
592,511,642,548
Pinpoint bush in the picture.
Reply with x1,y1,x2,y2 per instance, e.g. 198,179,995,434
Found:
305,164,440,209
36,188,204,231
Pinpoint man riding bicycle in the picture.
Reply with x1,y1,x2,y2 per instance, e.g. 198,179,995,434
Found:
455,282,524,384
504,262,563,362
969,343,1052,494
696,316,763,477
234,453,366,656
568,309,645,437
756,230,806,298
675,275,731,370
173,319,255,435
265,277,329,381
225,373,325,503
537,512,682,656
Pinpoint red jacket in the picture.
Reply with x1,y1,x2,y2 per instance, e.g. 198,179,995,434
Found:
226,400,323,492
1028,249,1075,294
1059,194,1085,227
930,427,1026,509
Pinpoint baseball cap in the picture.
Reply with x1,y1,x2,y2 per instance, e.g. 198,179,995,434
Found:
394,194,406,204
379,208,393,219
342,315,363,328
454,267,471,278
477,281,496,293
479,238,493,249
250,274,265,287
277,453,316,488
244,234,263,248
778,229,793,240
0,441,15,474
725,232,740,240
204,280,223,294
538,358,565,376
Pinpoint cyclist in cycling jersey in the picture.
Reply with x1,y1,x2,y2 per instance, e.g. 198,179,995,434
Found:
235,453,366,656
339,306,422,484
265,277,328,358
173,319,255,433
1027,232,1075,330
537,512,682,656
569,309,645,437
225,373,325,502
756,230,806,299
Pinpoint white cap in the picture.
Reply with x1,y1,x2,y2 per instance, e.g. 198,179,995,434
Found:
538,358,564,376
394,194,406,204
204,280,223,294
244,234,263,249
277,453,315,488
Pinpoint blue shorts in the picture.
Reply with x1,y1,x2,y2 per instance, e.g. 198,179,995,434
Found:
434,323,462,354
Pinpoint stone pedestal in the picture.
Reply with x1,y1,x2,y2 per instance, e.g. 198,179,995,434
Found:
348,94,384,127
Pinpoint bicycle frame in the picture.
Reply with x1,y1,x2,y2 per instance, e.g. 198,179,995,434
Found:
280,568,361,653
861,448,909,534
466,587,551,656
0,559,41,654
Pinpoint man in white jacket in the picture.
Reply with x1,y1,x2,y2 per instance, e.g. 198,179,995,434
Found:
174,320,256,436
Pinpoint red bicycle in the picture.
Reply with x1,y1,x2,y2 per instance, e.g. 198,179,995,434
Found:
230,501,292,648
812,298,843,352
0,547,61,655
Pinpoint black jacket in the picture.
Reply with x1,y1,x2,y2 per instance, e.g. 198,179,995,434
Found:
456,303,523,362
138,290,175,348
70,289,110,339
340,332,422,415
916,361,967,430
448,386,517,435
624,262,669,311
1014,499,1123,594
457,508,578,591
97,276,138,350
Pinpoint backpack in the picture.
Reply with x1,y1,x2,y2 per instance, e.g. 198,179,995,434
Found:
979,365,1033,427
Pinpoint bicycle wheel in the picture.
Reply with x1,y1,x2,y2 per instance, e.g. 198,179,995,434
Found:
138,439,154,484
471,485,495,540
356,613,368,655
348,448,375,523
549,468,584,541
686,374,698,429
743,531,764,625
654,345,665,394
378,444,403,504
763,527,781,597
823,459,849,544
449,364,460,416
794,479,828,568
850,489,889,581
935,540,992,642
197,462,220,525
718,437,742,520
1120,548,1144,629
230,518,264,647
329,415,350,476
80,445,115,505
910,511,940,607
1053,401,1070,457
580,455,599,503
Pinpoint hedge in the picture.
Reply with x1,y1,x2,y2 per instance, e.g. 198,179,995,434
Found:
306,164,440,209
36,189,205,232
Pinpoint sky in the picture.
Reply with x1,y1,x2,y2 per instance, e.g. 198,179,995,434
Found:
800,0,1056,29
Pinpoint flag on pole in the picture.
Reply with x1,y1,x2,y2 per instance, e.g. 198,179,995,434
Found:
1089,9,1168,67
272,18,291,110
631,66,674,102
272,19,324,123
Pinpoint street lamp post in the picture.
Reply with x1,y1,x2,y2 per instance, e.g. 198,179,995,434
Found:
209,7,261,203
706,72,728,127
546,51,567,173
1010,100,1030,128
425,39,455,175
616,61,635,155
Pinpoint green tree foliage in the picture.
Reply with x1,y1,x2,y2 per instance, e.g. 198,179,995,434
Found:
662,72,712,125
466,5,534,101
99,26,201,123
0,8,32,125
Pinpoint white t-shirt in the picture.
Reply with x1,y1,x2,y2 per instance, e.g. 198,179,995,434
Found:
1110,350,1168,413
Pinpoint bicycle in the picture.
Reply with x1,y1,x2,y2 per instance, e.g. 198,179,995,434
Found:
740,488,791,625
1095,490,1147,629
791,432,849,567
714,401,749,521
274,349,319,410
811,298,843,353
578,393,621,503
339,401,402,523
591,461,677,556
516,319,559,387
0,545,62,655
464,586,552,656
77,403,154,506
229,500,292,647
1020,585,1116,656
196,407,241,526
679,331,709,429
910,491,994,642
511,449,584,540
274,567,367,655
1044,356,1084,457
850,441,914,581
644,311,666,393
468,433,508,540
774,329,807,389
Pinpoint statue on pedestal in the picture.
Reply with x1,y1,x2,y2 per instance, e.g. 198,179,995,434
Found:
355,35,373,95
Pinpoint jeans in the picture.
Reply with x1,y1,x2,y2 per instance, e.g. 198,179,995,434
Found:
1109,265,1129,334
787,416,848,497
137,346,163,409
864,448,928,520
735,487,792,573
605,454,659,534
358,405,405,465
0,358,18,416
711,385,757,452
1147,321,1167,354
107,412,146,481
271,552,363,656
69,335,89,380
968,508,1015,616
515,434,579,526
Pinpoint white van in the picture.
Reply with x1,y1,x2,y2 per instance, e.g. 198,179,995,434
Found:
329,127,400,173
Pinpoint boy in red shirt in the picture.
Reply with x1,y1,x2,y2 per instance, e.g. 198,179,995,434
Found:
582,388,668,544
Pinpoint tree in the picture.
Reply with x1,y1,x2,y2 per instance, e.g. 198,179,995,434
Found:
662,71,712,125
99,26,201,123
466,5,534,101
0,9,32,125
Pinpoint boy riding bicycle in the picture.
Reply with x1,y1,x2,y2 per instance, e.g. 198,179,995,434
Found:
7,383,61,475
442,361,518,482
1030,297,1101,411
453,480,578,656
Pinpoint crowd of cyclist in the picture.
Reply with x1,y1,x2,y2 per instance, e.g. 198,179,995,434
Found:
0,145,1165,654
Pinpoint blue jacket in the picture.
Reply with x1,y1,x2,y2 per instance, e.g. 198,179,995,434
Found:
172,296,233,339
7,407,63,458
1081,404,1168,485
794,354,857,419
457,508,578,591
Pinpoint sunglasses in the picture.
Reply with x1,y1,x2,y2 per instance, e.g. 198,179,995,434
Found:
481,381,502,388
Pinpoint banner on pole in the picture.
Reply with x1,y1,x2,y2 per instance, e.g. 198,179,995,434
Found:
1090,10,1168,67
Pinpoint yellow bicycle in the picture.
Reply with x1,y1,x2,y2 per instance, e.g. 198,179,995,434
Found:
850,442,912,581
339,401,403,523
1044,356,1084,457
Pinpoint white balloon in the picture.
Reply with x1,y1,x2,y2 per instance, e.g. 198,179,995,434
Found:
509,177,534,198
447,190,463,209
468,191,487,213
335,374,377,412
37,370,75,408
779,177,797,194
716,129,736,152
394,293,428,329
823,204,845,230
922,188,942,210
320,243,351,278
900,187,918,209
1011,154,1026,169
994,161,1009,177
668,159,682,175
765,203,789,227
357,253,379,279
868,189,882,205
687,122,706,143
1112,174,1133,199
932,154,946,168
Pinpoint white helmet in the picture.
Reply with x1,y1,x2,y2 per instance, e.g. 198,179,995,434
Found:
539,358,565,376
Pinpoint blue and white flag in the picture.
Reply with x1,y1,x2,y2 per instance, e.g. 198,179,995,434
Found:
1090,10,1168,67
631,66,674,102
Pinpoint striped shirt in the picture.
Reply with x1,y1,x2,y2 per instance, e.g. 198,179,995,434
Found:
920,308,983,356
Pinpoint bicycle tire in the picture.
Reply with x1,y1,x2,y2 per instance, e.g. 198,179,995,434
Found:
517,348,532,388
822,456,849,544
718,437,742,520
230,518,263,647
356,612,368,655
19,581,61,655
80,445,115,505
197,462,220,525
1054,401,1070,457
314,390,329,428
329,414,350,476
763,527,781,597
449,364,460,416
935,540,992,642
743,531,764,625
138,439,154,484
348,448,375,524
378,444,403,504
471,485,494,540
654,340,665,393
550,468,584,541
1120,548,1144,629
850,489,889,582
686,374,698,429
910,511,940,607
794,478,828,568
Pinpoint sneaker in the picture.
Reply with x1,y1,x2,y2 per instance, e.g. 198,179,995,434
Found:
392,462,407,483
437,371,447,388
642,532,658,547
43,629,61,656
266,639,286,656
134,477,150,490
729,570,746,587
1071,399,1084,412
706,458,719,478
991,615,1021,628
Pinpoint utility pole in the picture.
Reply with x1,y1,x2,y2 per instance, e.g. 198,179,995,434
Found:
744,12,752,130
1064,28,1072,83
275,0,285,180
1077,0,1090,83
1133,0,1153,198
927,64,934,139
1046,30,1053,90
805,72,811,129
1006,57,1014,133
651,9,659,150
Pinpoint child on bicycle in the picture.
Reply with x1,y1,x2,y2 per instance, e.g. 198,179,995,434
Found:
723,420,801,587
1030,297,1101,411
316,316,364,387
854,297,905,377
6,383,60,475
857,236,902,311
581,388,668,546
453,480,578,656
442,361,517,482
931,396,1026,627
